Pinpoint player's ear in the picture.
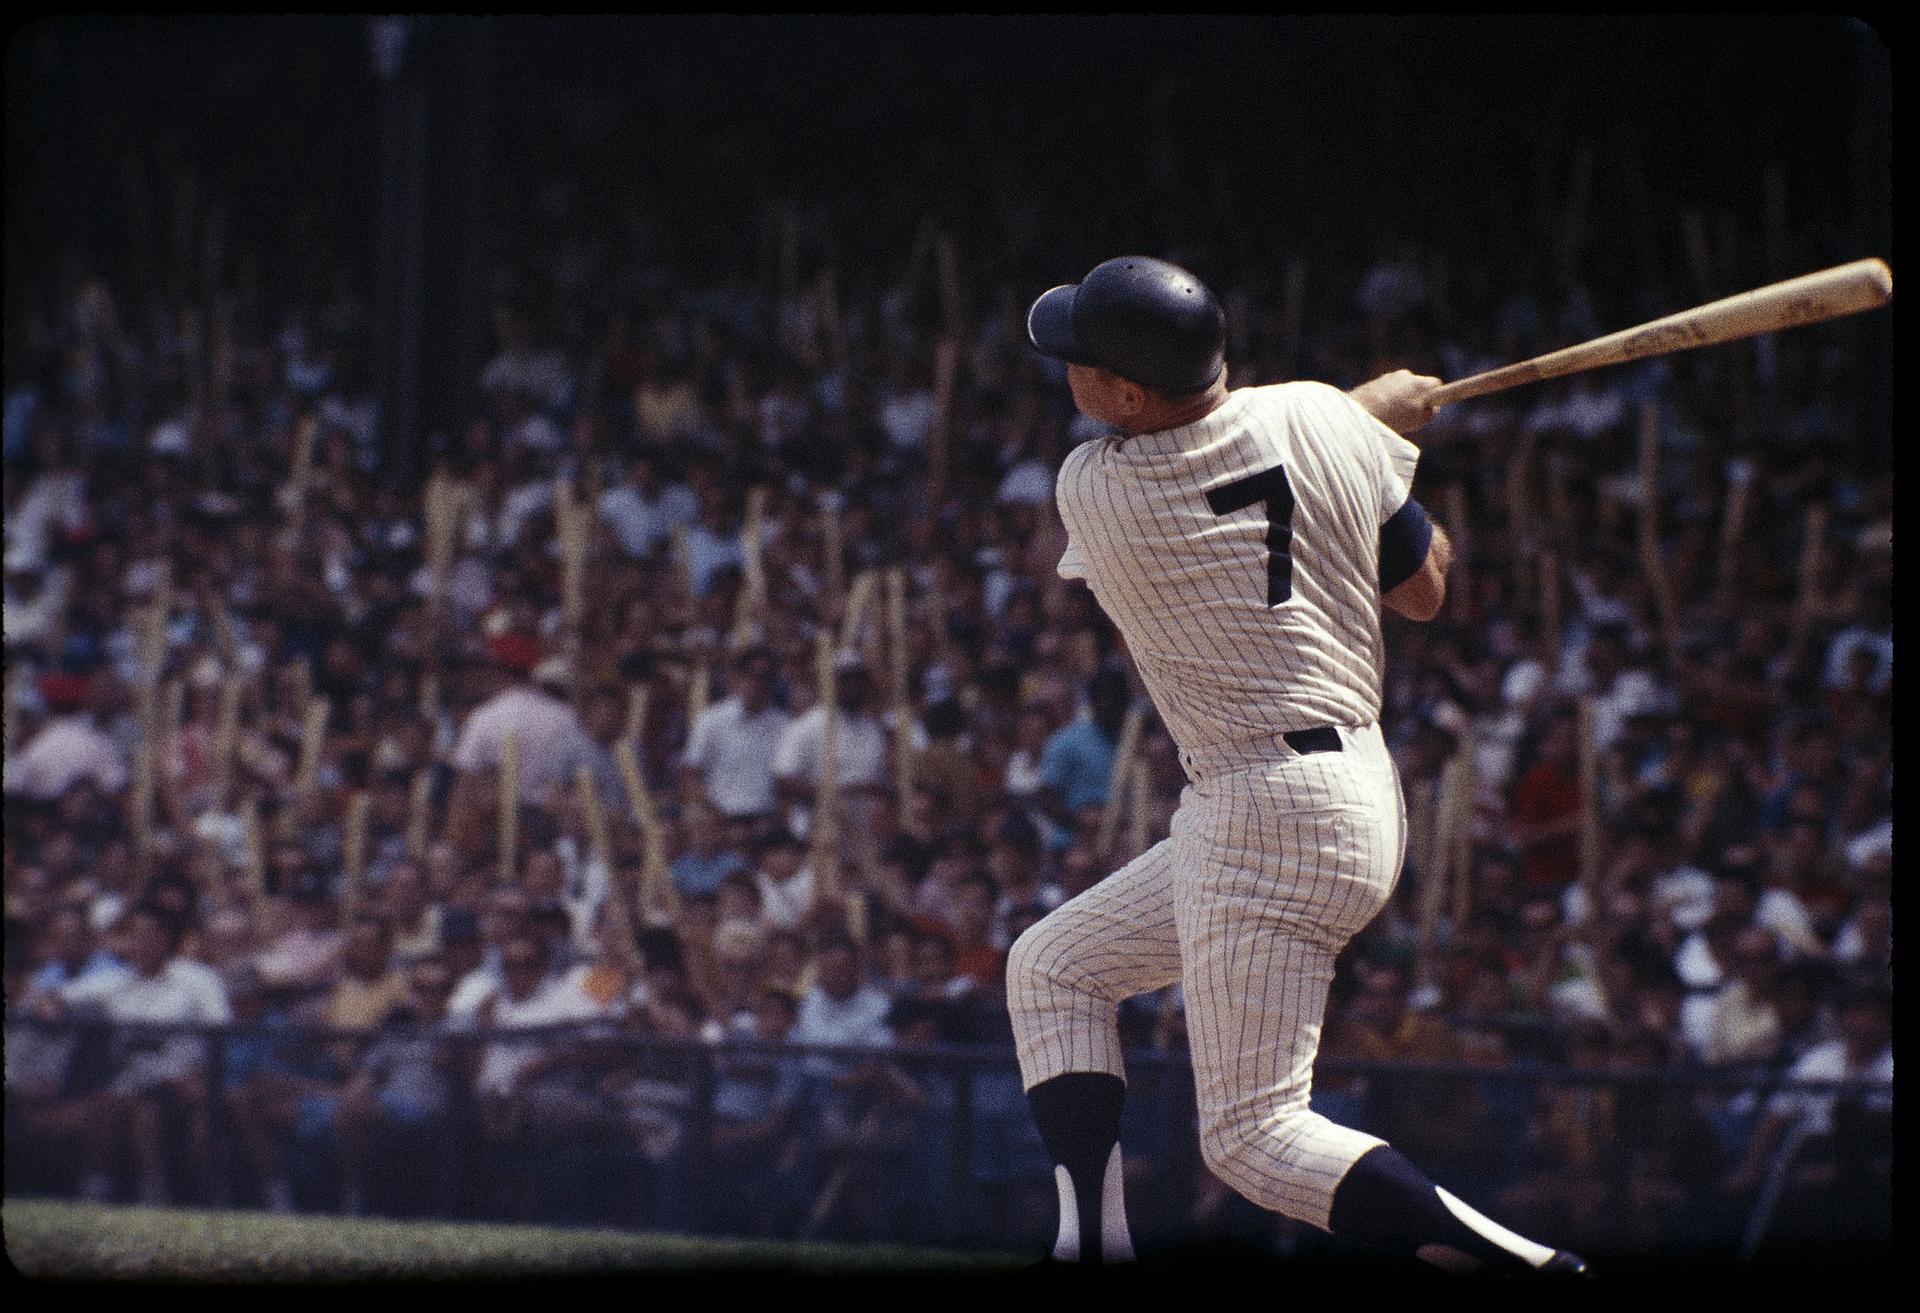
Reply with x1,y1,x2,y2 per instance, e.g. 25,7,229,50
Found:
1114,377,1149,419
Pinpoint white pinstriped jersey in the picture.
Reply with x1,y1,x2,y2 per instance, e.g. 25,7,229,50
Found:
1056,382,1420,772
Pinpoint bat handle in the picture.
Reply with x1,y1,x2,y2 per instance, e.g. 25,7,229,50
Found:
1427,366,1538,407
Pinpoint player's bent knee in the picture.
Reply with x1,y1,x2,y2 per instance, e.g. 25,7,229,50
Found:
1004,922,1054,1002
1006,922,1103,1014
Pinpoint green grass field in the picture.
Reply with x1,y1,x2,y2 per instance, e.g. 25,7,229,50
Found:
4,1200,1026,1281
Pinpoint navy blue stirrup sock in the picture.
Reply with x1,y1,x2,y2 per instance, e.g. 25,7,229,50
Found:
1328,1145,1553,1270
1027,1072,1126,1262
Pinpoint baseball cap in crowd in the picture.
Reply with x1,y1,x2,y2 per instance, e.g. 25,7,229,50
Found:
1027,256,1226,394
39,673,90,712
488,631,541,675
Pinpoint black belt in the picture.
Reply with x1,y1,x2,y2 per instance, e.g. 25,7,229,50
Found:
1282,727,1343,755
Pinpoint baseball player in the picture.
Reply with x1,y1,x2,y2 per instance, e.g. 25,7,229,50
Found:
1008,256,1586,1274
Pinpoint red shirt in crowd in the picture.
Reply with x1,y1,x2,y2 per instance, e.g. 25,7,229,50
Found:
1511,761,1581,888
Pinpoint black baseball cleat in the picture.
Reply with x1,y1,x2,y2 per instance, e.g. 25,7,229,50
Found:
1540,1250,1593,1277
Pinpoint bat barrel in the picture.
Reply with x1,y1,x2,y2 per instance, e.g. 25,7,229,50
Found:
1430,258,1891,406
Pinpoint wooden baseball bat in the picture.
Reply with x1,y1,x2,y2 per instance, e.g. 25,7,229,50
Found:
839,569,878,650
687,659,711,731
557,476,586,633
812,632,841,904
1429,258,1891,406
405,768,432,860
623,683,649,751
1576,696,1601,905
1126,755,1151,860
731,485,769,647
241,797,267,910
885,567,914,825
575,764,637,963
613,740,677,926
340,790,371,927
498,730,519,885
1096,705,1146,861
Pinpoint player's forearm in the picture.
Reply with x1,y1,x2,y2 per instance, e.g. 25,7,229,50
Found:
1382,520,1452,621
1427,521,1454,582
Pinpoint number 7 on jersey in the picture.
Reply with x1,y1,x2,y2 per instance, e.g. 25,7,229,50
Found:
1205,464,1297,606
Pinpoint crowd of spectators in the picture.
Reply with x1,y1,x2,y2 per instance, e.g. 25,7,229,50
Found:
4,46,1891,1256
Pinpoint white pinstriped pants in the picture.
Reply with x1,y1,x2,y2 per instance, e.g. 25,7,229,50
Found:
1008,722,1405,1231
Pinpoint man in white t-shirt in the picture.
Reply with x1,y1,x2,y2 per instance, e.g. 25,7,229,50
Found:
682,647,791,821
1726,982,1892,1198
792,937,893,1075
751,829,816,932
681,482,746,600
466,936,611,1107
4,673,128,802
597,446,698,560
771,651,890,837
33,902,230,1204
1557,624,1667,753
450,635,595,829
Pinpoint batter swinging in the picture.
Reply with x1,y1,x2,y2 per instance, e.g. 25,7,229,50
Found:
1009,256,1586,1275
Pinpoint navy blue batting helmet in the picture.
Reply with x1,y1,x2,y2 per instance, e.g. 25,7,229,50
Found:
1027,256,1226,393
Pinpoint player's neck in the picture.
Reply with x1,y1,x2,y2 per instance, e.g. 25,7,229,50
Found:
1116,376,1232,437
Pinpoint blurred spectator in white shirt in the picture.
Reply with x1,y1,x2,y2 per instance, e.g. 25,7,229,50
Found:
682,646,790,820
468,935,609,1100
750,829,815,932
773,653,889,827
597,447,698,560
679,482,746,600
450,638,594,814
4,673,127,802
792,937,893,1079
35,902,231,1204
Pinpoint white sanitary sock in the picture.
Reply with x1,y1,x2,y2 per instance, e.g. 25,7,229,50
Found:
1052,1144,1135,1262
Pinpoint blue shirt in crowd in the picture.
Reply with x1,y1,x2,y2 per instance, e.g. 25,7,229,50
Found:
1039,719,1118,813
671,849,749,897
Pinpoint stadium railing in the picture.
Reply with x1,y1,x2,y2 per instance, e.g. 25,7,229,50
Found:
2,1015,1891,1265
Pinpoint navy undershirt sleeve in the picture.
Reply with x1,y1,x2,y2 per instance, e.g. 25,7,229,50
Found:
1379,497,1434,594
